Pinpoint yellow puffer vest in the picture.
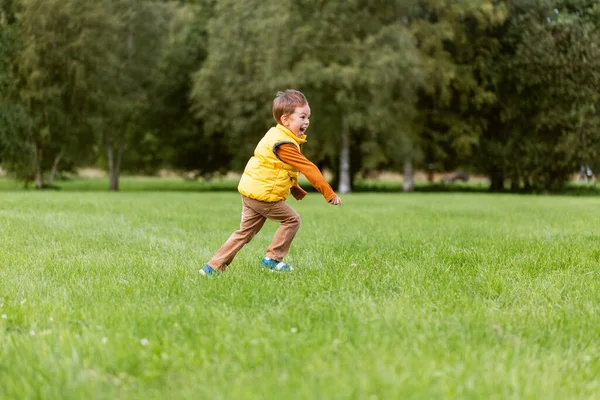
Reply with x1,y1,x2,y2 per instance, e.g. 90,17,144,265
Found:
238,124,307,202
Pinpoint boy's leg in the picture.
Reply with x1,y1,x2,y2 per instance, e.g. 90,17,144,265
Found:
262,200,301,261
207,197,266,271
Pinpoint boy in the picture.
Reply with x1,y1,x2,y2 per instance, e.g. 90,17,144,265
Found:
200,89,342,276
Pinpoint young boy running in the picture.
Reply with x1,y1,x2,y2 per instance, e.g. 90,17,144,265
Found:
201,89,342,275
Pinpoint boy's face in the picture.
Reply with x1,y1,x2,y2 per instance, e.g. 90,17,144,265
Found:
282,104,311,138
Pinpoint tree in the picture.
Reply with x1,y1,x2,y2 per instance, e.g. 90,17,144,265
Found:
287,0,422,193
5,0,106,188
516,1,600,190
146,0,216,177
190,0,422,193
191,0,291,174
1,0,34,183
408,0,509,190
82,0,175,190
478,0,600,191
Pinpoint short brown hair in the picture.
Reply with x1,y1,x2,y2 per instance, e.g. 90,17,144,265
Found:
273,89,308,124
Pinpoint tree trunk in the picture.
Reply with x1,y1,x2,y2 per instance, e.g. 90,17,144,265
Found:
426,164,434,183
523,176,532,192
48,151,63,187
128,26,134,65
116,138,124,189
34,143,43,189
510,173,520,192
403,157,414,192
104,23,132,193
338,117,351,194
489,169,505,192
107,142,119,191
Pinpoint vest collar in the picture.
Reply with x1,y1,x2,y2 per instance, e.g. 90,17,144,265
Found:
276,124,307,144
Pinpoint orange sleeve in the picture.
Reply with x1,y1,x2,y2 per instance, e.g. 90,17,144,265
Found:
276,144,337,202
290,183,307,200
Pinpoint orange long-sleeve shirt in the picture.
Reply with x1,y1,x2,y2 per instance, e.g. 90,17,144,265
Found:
276,144,337,202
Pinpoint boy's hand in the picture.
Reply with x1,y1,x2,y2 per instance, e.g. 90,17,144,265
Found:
291,184,307,200
329,196,342,206
293,191,307,200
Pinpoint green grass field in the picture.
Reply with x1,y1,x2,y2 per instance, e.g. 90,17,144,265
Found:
1,190,600,399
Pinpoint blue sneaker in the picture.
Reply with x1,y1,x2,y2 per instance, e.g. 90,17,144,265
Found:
199,264,218,276
261,257,294,272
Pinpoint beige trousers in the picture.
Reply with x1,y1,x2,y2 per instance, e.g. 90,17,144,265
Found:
207,196,301,271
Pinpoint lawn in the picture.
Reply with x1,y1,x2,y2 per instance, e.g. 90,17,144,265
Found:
1,190,599,399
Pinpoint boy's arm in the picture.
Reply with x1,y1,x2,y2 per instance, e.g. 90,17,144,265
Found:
276,144,337,202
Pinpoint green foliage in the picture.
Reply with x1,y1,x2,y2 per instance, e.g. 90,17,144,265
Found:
190,0,422,186
2,0,600,191
82,0,176,189
517,2,600,186
411,0,509,173
190,0,289,170
0,0,35,176
477,0,600,191
2,0,178,188
289,0,422,178
146,0,221,177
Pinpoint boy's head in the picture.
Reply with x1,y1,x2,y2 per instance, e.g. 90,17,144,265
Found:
273,89,311,137
273,89,308,125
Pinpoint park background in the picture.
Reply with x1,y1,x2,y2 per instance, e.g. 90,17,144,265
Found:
2,1,600,400
2,0,600,193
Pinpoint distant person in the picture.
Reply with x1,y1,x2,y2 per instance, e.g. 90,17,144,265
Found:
200,89,342,276
579,164,595,184
586,166,594,184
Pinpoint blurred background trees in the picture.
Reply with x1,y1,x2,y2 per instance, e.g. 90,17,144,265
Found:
1,0,599,192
